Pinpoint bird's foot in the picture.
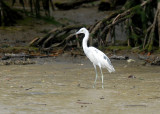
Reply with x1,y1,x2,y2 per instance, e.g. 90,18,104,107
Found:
93,83,96,88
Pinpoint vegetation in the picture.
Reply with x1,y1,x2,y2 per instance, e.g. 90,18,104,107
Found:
12,0,55,17
0,0,55,26
0,0,22,26
0,0,160,52
31,0,159,52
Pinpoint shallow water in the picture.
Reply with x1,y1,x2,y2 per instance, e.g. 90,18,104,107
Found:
0,57,160,114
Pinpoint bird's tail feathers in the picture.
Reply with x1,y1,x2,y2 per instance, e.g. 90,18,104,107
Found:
107,65,115,73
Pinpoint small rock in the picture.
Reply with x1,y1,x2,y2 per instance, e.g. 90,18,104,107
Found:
1,56,10,60
100,96,105,99
127,59,135,63
128,75,136,79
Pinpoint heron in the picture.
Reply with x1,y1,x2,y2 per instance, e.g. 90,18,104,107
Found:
76,27,115,88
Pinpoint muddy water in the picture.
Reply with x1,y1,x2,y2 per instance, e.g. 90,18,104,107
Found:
0,57,160,114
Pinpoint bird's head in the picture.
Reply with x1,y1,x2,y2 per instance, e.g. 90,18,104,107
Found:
76,27,87,35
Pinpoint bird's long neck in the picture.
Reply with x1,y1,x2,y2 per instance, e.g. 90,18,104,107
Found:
82,30,89,51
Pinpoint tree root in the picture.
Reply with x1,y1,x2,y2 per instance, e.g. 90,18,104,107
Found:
30,0,156,53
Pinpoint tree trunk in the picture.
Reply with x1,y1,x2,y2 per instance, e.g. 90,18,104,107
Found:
0,0,22,26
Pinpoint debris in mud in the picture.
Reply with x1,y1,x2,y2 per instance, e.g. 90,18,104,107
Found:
0,53,58,60
125,104,147,107
128,75,136,79
76,100,92,108
1,53,32,60
100,96,105,100
138,55,160,66
127,59,135,63
25,87,34,90
148,96,160,99
77,84,89,89
25,102,47,106
71,49,85,57
76,101,92,104
151,57,160,65
110,55,129,60
0,52,59,65
78,64,84,66
81,105,87,108
0,59,36,65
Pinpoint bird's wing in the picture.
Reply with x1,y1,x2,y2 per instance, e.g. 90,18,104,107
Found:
89,47,112,65
88,47,115,72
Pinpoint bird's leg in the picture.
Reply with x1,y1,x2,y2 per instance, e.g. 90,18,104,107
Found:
99,67,104,89
93,64,98,88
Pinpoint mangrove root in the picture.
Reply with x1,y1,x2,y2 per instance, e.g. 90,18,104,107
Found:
31,0,156,53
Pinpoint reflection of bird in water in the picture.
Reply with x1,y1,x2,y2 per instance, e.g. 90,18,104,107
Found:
76,28,115,88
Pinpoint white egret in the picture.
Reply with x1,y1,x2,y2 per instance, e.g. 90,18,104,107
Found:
76,27,115,88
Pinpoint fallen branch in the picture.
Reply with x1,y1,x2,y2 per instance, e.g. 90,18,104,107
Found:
1,53,32,60
151,57,160,65
138,54,160,65
0,59,36,65
110,55,129,60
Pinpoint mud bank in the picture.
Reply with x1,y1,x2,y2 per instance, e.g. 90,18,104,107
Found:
0,56,160,114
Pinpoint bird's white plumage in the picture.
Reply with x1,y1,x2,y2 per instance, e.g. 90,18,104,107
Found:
85,47,115,73
76,27,115,88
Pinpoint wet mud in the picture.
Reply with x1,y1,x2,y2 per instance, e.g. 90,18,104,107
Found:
0,56,160,114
